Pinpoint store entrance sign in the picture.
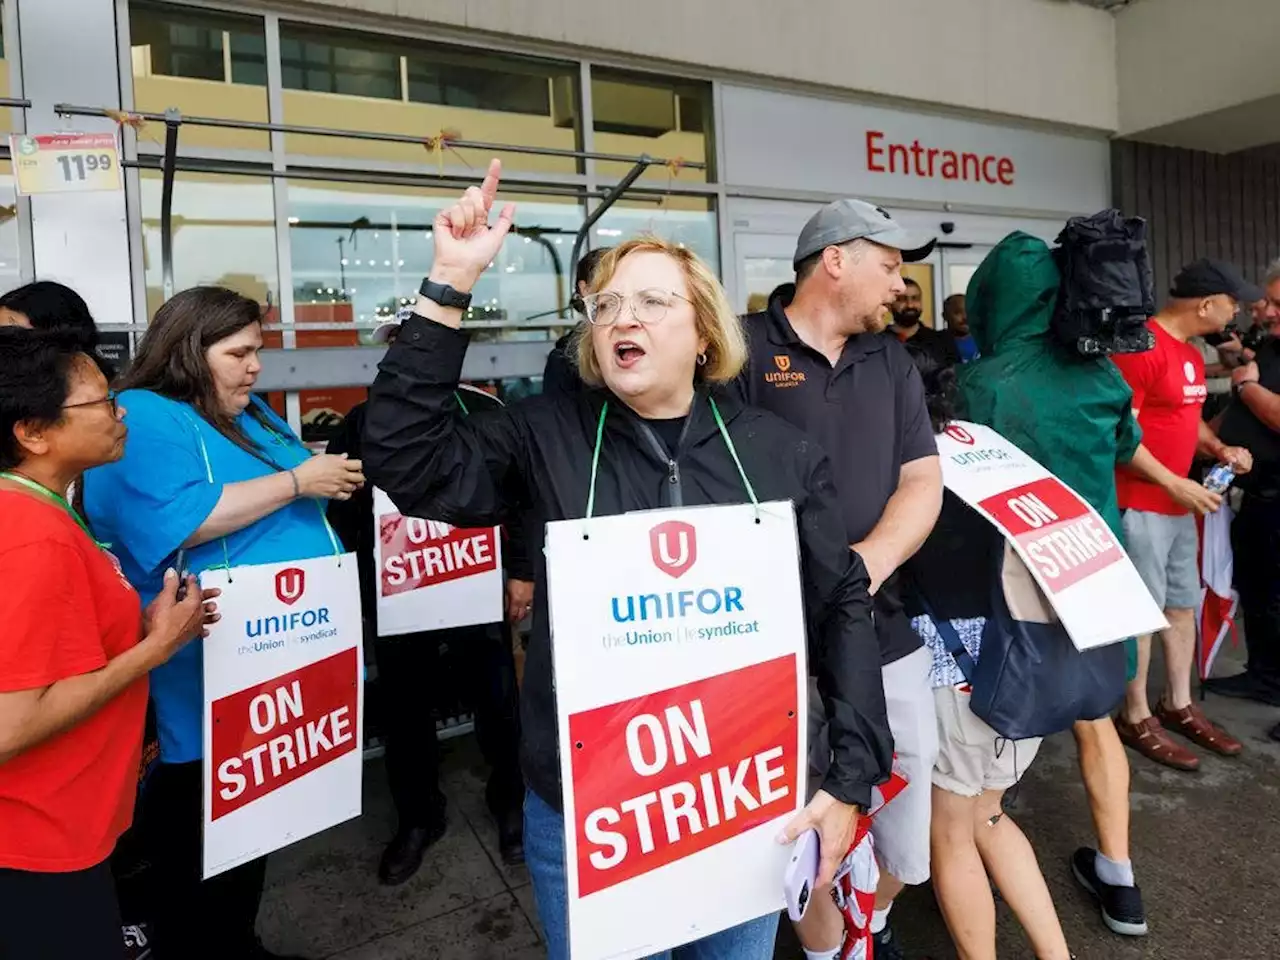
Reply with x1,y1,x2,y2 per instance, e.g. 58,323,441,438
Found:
10,133,122,195
720,86,1109,215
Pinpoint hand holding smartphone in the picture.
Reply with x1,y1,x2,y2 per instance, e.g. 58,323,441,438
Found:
784,828,821,921
174,548,189,601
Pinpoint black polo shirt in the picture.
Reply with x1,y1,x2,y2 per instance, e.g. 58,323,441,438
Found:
737,297,939,665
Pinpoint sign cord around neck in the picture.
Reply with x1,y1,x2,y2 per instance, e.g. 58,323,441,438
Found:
182,408,343,580
0,471,111,549
582,395,759,534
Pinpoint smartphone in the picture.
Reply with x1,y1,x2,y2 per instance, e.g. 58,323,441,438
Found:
784,829,821,922
174,548,190,602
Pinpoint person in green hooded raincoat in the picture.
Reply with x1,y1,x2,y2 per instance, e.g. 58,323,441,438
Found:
954,231,1220,940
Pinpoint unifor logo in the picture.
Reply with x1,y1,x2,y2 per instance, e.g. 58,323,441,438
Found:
945,424,976,445
774,355,791,373
275,567,306,606
650,520,697,579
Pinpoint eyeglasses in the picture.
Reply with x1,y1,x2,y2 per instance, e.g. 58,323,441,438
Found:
581,289,692,327
63,389,120,416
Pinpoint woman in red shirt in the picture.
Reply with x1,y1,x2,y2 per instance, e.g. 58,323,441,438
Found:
0,328,218,960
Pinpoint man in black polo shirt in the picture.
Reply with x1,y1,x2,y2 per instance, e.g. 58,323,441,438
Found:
738,200,941,960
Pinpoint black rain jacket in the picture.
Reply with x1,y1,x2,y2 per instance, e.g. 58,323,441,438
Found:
363,315,892,810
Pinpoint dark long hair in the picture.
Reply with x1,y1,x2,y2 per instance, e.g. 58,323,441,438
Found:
903,342,958,434
120,286,275,460
0,280,113,378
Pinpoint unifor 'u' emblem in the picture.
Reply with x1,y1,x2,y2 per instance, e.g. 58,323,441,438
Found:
650,520,697,579
275,567,306,605
774,355,791,373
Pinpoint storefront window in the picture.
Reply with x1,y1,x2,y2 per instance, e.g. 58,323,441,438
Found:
280,24,581,176
591,68,713,186
129,1,269,151
0,161,20,292
589,195,718,271
139,170,279,319
288,180,583,342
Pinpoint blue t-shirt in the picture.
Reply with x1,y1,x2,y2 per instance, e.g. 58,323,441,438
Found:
83,391,337,764
956,335,980,363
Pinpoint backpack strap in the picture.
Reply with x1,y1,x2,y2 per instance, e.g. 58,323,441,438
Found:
918,596,976,683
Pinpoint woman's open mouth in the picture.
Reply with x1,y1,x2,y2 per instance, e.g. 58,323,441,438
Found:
613,340,646,369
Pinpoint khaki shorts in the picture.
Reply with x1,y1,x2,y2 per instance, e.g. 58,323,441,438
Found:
932,685,1042,798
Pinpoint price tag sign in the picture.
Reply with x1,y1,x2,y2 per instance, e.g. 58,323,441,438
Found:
10,133,122,195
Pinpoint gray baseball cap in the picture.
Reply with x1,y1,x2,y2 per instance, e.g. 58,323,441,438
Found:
793,199,937,266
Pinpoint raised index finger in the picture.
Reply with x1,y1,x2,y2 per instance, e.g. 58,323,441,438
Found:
479,158,503,212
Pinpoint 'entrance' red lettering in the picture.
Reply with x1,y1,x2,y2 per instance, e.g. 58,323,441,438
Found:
864,131,1015,186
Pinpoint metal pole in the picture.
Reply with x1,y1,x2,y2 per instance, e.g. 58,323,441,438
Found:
570,157,652,283
159,108,182,301
54,103,706,171
0,98,31,109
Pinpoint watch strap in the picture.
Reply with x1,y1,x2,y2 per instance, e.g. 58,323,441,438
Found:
419,277,473,309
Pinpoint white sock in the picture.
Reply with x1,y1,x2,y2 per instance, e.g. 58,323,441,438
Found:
802,949,840,960
870,904,892,934
1094,851,1135,888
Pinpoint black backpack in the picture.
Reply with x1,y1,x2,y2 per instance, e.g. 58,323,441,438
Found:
1050,209,1156,358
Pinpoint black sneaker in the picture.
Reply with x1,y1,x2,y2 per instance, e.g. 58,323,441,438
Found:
872,924,905,960
1070,848,1148,936
122,924,152,960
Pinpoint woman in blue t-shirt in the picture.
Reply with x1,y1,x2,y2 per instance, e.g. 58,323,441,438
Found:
83,286,364,960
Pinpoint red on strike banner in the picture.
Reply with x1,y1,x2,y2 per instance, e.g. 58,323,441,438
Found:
569,655,799,898
377,512,499,598
210,646,359,820
979,477,1121,593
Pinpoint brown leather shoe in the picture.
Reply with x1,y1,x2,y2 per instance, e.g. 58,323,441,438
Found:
1115,715,1200,771
1156,701,1243,757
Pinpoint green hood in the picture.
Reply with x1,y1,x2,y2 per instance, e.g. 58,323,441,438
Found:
967,231,1060,356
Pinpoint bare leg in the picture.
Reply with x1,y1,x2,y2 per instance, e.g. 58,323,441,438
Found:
930,786,995,960
1120,634,1154,724
972,790,1072,960
1072,716,1130,863
793,884,843,955
1160,608,1197,710
874,873,904,910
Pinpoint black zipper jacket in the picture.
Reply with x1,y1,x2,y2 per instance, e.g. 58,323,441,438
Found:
363,315,892,810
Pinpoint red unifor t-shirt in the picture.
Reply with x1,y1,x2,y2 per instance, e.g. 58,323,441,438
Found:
1113,321,1208,515
0,489,147,872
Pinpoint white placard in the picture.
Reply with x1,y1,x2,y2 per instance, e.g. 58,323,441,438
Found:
201,554,364,879
372,487,504,636
547,502,809,960
937,421,1167,649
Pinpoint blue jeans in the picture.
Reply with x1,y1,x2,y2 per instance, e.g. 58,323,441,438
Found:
524,790,779,959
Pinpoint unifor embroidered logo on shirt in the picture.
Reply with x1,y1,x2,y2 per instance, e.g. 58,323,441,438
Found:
765,353,806,388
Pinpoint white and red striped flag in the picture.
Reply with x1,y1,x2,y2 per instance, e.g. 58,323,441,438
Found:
1197,505,1239,681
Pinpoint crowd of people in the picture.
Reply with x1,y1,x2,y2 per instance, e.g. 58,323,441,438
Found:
2,157,1279,960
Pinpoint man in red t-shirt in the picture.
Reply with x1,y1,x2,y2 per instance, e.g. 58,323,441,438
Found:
1112,259,1259,772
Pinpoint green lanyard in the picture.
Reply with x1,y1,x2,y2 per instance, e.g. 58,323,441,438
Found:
584,395,758,520
0,471,111,550
181,409,343,579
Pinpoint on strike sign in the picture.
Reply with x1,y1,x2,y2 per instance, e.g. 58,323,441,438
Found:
937,421,1166,649
201,554,363,878
372,487,503,636
546,502,808,960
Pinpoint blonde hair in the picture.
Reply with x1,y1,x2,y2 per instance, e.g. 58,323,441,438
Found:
573,236,748,386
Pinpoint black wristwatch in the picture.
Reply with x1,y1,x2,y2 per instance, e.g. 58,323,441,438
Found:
419,277,473,310
1234,379,1256,399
